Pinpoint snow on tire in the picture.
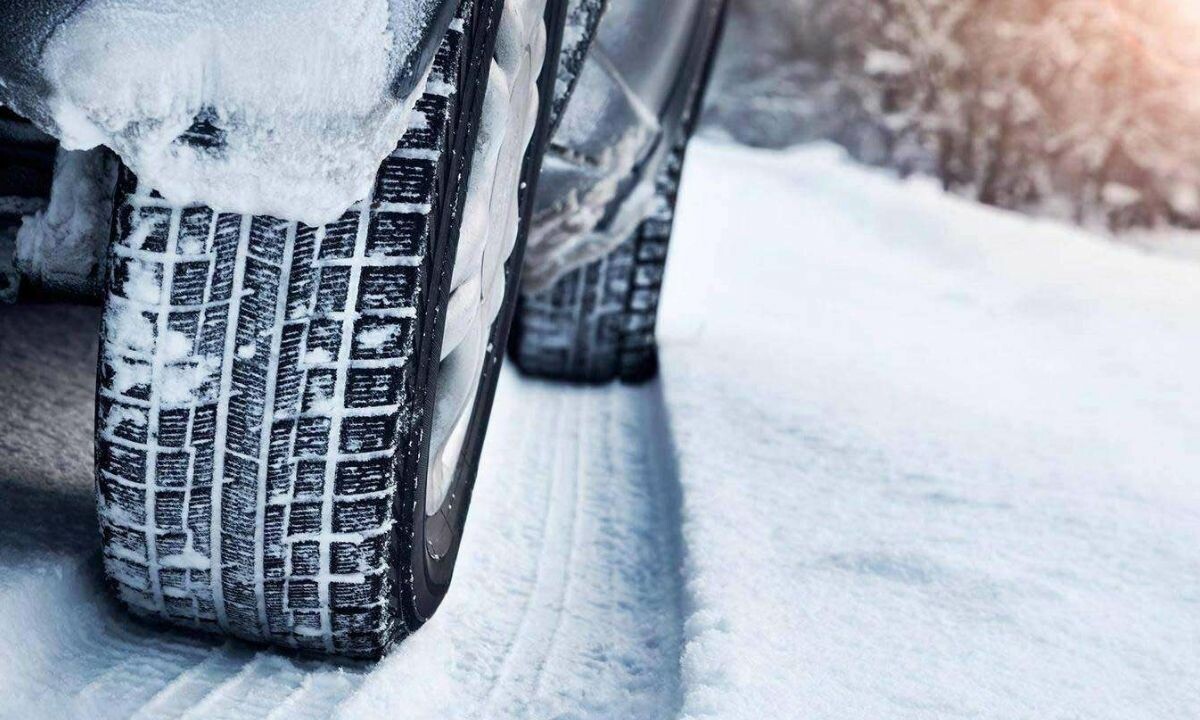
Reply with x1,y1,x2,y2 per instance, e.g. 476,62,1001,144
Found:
95,0,562,658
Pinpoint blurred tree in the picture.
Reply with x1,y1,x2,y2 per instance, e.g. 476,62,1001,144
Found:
709,0,1200,230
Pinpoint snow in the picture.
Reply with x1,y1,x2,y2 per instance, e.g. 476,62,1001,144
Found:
658,140,1200,718
1121,227,1200,264
14,147,116,296
863,48,913,76
1,139,1197,718
34,0,442,225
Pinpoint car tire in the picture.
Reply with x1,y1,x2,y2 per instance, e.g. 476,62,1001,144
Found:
94,0,565,658
509,0,726,384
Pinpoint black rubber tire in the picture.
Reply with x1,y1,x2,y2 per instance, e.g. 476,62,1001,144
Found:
510,0,727,384
508,146,680,384
94,0,565,659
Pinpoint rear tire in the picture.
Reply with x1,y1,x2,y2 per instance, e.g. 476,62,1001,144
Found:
509,143,684,383
94,0,564,658
510,0,726,384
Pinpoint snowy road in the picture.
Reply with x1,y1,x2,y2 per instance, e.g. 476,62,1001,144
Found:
0,305,685,720
2,140,1198,718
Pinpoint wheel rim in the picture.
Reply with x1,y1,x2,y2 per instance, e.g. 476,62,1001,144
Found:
423,0,547,542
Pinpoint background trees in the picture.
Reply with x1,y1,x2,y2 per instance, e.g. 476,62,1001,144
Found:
709,0,1200,230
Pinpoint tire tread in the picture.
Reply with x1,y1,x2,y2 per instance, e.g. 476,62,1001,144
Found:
97,13,469,658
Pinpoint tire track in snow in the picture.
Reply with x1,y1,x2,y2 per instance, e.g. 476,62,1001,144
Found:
0,307,369,719
0,305,688,719
129,646,260,719
336,375,687,719
524,384,687,718
67,625,216,719
175,654,308,720
473,388,590,719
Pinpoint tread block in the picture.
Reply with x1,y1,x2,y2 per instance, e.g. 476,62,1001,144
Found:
339,414,398,455
332,497,388,533
351,315,413,360
319,212,360,259
290,541,321,576
345,367,404,408
357,266,419,311
287,580,320,609
334,456,393,495
304,319,343,361
314,266,352,313
367,213,426,257
287,503,322,535
294,461,327,498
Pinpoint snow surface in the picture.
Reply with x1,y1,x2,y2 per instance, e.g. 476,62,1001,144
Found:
1,140,1197,718
37,0,441,225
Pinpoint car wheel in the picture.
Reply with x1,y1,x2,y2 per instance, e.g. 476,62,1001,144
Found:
94,0,565,658
509,0,726,384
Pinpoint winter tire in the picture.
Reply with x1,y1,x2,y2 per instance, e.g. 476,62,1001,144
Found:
510,0,726,384
95,0,565,658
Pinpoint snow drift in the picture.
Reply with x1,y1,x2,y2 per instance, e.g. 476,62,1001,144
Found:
30,0,446,225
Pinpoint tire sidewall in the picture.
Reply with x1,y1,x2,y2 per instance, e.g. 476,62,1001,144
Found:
400,0,567,626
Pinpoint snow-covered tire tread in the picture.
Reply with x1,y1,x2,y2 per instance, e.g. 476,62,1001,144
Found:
96,8,476,658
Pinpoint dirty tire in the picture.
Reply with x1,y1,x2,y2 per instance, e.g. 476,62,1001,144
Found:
95,0,564,658
510,1,726,384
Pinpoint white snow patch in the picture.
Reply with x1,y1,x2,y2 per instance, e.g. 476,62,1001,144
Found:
864,48,914,76
104,300,155,354
160,354,219,404
15,147,116,294
355,324,400,350
1101,181,1142,208
104,403,147,429
40,0,441,225
304,347,334,365
161,328,193,362
158,546,210,571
